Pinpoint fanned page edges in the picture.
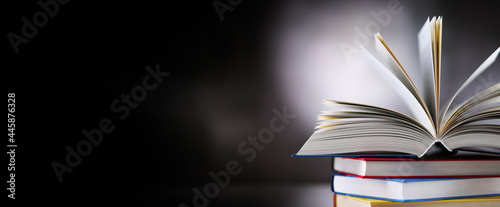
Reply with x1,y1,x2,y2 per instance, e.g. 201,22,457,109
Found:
374,33,434,130
439,47,500,133
296,96,499,157
296,100,437,157
441,84,500,136
360,46,435,136
425,84,500,156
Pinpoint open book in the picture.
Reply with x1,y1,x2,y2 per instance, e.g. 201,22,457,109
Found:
296,17,500,157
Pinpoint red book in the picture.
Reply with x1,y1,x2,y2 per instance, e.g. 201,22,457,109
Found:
334,157,500,178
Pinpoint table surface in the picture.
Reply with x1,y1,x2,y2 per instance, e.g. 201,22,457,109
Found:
135,183,334,207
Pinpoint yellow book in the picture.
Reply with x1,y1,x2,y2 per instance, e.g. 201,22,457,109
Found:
335,194,500,207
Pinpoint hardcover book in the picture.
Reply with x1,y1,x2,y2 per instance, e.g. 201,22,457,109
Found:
333,157,500,178
331,174,500,202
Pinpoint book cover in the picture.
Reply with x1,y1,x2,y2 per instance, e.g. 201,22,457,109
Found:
331,174,500,202
334,157,500,178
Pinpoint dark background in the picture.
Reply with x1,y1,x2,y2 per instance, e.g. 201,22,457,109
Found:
4,0,499,206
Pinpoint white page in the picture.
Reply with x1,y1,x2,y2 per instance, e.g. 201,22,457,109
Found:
361,46,435,137
435,17,443,121
418,17,437,124
374,33,432,123
442,83,500,134
439,46,500,131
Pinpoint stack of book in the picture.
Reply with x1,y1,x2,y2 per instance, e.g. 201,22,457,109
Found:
293,16,500,207
332,156,500,206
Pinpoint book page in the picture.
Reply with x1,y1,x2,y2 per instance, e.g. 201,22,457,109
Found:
441,83,500,135
418,17,438,125
439,46,500,133
361,46,435,137
296,100,436,156
435,17,443,123
320,100,433,137
374,33,433,126
441,132,500,151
